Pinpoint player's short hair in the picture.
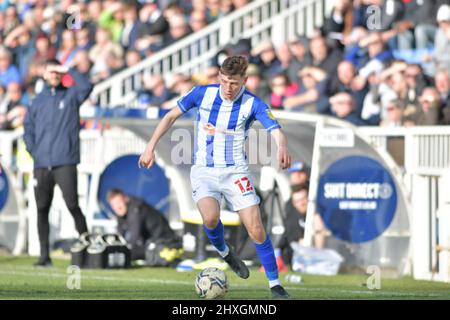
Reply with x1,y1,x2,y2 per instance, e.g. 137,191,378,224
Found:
107,188,125,201
220,55,248,77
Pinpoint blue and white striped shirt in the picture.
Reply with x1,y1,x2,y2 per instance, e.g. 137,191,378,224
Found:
177,84,281,167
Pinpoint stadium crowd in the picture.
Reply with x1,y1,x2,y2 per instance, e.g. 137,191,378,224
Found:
0,0,450,131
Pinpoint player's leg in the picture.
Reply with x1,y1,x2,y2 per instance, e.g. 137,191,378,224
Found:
197,196,250,279
197,197,227,256
53,165,88,235
191,165,249,278
33,168,55,266
238,205,290,298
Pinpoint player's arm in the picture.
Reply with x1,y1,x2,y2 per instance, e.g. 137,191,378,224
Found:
138,106,184,168
270,128,292,170
253,101,292,170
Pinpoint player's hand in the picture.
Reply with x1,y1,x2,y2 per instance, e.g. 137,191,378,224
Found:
277,145,291,170
138,148,155,169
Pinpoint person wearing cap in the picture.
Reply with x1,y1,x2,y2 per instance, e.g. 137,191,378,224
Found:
245,63,270,102
287,161,310,186
288,161,311,185
251,40,282,83
23,58,93,267
434,4,450,74
287,35,311,84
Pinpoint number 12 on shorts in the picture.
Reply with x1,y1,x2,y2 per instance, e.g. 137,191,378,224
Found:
234,177,254,195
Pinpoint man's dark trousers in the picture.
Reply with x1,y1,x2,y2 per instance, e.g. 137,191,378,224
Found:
34,165,88,260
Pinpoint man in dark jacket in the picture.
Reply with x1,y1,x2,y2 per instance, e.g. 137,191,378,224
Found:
107,188,181,261
278,183,326,266
24,58,93,267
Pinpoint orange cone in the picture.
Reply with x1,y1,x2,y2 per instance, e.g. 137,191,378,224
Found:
259,249,288,273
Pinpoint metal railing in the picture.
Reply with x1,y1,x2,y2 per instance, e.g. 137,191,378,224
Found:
358,126,450,176
89,0,330,108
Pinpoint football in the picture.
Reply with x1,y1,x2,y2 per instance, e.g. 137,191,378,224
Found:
195,267,228,299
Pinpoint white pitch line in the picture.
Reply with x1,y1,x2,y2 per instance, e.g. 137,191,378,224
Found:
0,268,449,299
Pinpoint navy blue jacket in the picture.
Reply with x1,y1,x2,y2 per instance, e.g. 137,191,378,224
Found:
24,69,93,169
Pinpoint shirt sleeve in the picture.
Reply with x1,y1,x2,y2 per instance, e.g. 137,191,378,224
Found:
253,100,281,132
177,86,201,113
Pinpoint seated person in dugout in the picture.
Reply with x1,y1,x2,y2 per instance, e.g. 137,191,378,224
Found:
107,188,182,261
278,183,326,266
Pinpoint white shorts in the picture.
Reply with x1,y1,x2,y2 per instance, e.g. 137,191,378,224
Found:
190,164,260,212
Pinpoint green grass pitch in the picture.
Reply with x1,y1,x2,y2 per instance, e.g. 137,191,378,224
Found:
0,256,449,300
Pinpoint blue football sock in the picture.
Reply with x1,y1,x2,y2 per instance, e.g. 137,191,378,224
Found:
255,235,279,282
203,220,227,255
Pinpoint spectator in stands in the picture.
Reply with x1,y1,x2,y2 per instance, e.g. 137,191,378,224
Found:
221,0,234,15
245,63,270,102
163,14,192,47
57,29,78,67
34,33,56,62
283,66,329,113
434,69,450,124
287,35,311,84
138,74,176,108
381,61,409,105
406,87,441,126
23,59,93,267
89,27,124,83
136,1,166,42
0,81,27,130
354,0,404,50
4,25,34,81
251,40,282,83
76,27,94,52
3,5,20,36
107,188,182,261
329,92,366,125
278,183,326,265
346,31,394,71
125,49,142,68
206,0,221,23
308,35,342,78
98,1,124,43
405,0,440,50
434,4,450,74
189,10,208,32
269,72,298,110
40,8,60,48
328,60,368,116
72,50,92,79
121,2,142,50
275,42,292,78
0,46,21,87
380,98,405,127
287,161,310,186
321,0,353,50
404,63,433,105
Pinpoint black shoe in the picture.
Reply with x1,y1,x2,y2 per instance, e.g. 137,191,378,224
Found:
222,243,249,279
271,285,290,299
33,257,53,268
